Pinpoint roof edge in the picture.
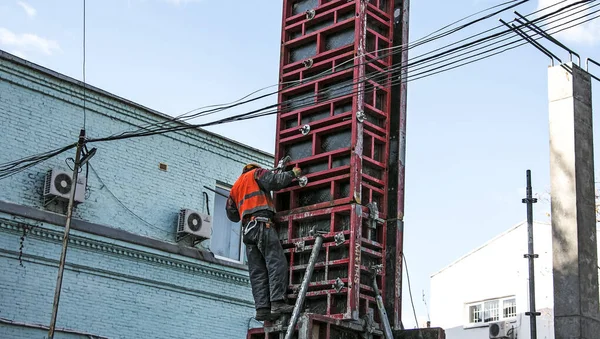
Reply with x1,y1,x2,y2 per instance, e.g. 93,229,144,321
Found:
430,219,551,278
0,50,274,159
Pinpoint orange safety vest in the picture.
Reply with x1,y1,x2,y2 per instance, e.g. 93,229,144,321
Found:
230,169,276,220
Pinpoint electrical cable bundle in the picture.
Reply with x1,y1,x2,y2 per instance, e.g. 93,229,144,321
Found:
1,0,598,179
104,0,534,139
0,143,77,180
86,0,597,145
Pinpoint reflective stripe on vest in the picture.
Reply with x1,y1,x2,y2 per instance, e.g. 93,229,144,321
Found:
230,169,275,219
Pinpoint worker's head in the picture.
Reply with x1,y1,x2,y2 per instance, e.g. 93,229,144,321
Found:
242,163,261,173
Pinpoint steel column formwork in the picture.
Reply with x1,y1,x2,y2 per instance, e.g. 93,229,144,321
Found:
249,313,387,339
259,0,409,337
386,0,410,330
274,0,394,217
276,204,385,320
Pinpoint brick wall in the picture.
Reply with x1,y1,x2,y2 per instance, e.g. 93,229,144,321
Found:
0,51,274,240
0,52,274,338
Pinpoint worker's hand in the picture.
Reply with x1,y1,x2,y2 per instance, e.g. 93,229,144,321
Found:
292,167,302,177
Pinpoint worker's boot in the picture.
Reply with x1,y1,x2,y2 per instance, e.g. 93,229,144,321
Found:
255,308,277,321
271,300,294,316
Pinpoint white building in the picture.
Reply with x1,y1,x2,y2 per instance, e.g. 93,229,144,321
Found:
429,220,600,339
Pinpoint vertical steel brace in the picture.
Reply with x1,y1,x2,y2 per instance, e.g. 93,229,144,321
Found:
285,228,326,339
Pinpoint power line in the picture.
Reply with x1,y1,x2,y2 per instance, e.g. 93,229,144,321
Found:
0,144,77,180
100,0,591,144
88,164,175,236
405,0,529,53
409,0,525,45
110,0,531,137
407,0,577,64
391,0,595,82
84,1,598,145
163,0,576,127
1,0,596,177
406,2,600,82
403,254,422,335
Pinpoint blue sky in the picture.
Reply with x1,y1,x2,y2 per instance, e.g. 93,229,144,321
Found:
1,0,599,330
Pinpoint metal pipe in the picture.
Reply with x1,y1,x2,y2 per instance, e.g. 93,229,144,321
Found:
284,234,324,339
515,19,574,76
523,169,539,339
500,19,557,66
587,58,600,82
48,129,86,339
372,275,394,339
514,11,581,66
587,57,600,71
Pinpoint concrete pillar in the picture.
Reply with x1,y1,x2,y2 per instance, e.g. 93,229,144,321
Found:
548,62,599,339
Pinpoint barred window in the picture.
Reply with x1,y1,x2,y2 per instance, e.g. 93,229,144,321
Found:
466,297,516,325
484,300,499,322
503,298,517,318
469,304,482,324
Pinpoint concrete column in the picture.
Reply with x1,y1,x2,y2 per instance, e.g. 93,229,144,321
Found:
548,62,599,339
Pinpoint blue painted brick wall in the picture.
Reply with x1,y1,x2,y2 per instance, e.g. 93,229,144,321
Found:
0,52,273,338
0,52,274,240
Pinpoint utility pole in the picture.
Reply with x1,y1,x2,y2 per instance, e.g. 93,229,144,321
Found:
522,169,539,339
500,12,600,338
548,62,600,339
48,129,86,339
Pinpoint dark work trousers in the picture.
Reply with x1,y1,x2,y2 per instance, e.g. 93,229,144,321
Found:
243,221,288,310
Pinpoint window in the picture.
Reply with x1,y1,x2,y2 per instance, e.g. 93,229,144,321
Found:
469,304,482,324
484,300,499,322
211,185,245,263
466,297,516,326
503,298,517,318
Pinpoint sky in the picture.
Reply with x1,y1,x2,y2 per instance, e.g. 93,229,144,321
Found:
1,0,599,331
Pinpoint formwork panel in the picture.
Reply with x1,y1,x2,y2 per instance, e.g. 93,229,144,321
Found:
247,325,446,339
263,0,407,335
248,313,388,339
275,0,394,219
274,204,386,320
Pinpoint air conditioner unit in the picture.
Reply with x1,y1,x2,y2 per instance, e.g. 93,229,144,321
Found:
44,169,86,203
489,321,514,339
177,209,212,239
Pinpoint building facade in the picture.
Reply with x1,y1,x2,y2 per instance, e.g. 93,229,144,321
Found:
0,51,274,338
430,220,558,339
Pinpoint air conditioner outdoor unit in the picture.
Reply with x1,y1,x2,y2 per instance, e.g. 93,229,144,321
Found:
44,169,86,203
489,321,513,339
177,209,212,239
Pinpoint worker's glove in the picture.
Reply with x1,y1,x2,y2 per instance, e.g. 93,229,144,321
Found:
292,167,302,177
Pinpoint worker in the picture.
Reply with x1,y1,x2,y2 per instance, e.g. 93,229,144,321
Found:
225,162,302,321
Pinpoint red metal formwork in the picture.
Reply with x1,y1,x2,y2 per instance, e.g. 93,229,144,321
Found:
248,313,387,339
274,0,394,217
247,322,446,339
269,0,409,333
275,204,386,320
